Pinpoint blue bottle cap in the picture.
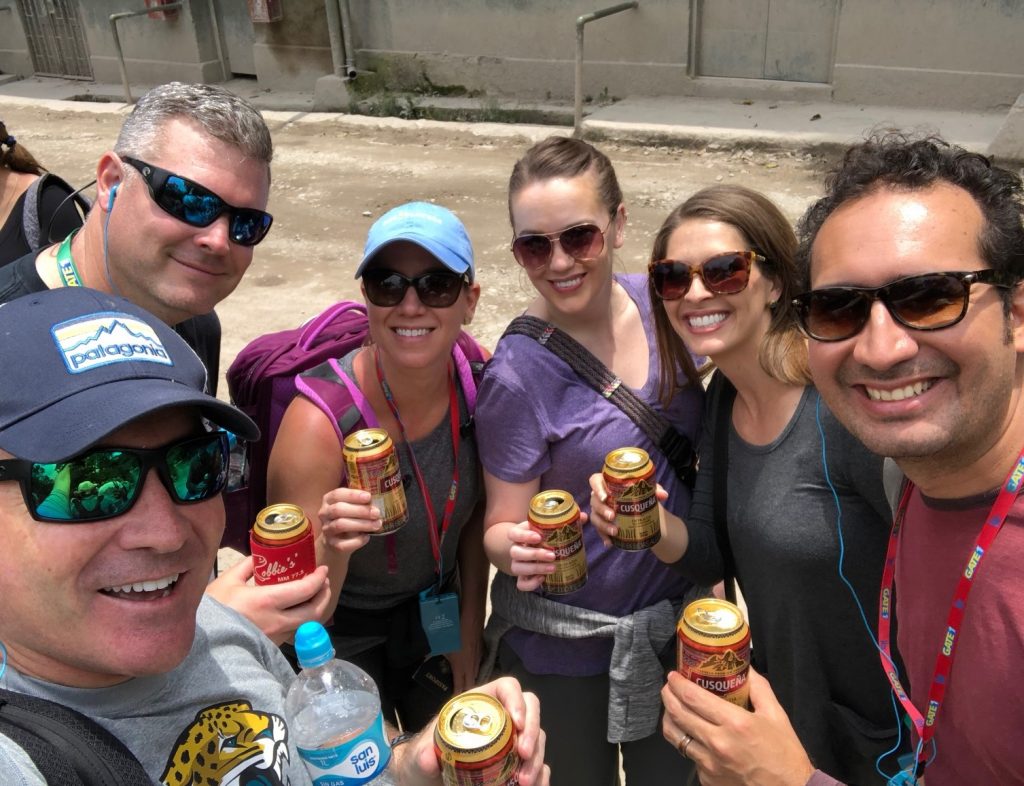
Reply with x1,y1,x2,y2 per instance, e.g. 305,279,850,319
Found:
294,621,335,668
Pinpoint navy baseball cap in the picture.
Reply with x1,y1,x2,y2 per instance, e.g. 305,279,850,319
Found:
0,288,259,462
356,201,475,282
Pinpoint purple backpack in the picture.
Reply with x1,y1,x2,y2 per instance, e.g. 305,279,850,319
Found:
224,301,487,554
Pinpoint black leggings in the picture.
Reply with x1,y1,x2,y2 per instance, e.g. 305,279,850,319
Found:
498,640,695,786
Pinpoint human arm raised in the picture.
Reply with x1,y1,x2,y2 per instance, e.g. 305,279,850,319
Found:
588,473,690,562
205,557,331,644
267,394,382,615
661,668,830,786
482,471,559,592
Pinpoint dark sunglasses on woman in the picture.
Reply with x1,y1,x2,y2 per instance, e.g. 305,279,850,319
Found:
122,157,273,247
791,269,1008,342
511,218,614,269
362,268,469,308
649,251,763,300
0,432,229,523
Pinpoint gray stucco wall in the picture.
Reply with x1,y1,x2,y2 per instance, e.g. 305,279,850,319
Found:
1,1,1021,114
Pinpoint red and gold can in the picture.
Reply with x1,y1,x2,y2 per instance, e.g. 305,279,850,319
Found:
434,692,520,786
343,428,408,534
528,490,587,594
677,598,751,709
603,447,661,551
250,503,317,586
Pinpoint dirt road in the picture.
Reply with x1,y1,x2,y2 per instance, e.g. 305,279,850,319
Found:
1,101,829,392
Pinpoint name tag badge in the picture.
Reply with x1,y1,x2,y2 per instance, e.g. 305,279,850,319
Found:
419,588,461,656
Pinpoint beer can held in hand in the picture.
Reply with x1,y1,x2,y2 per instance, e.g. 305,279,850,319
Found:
434,691,521,786
603,447,661,551
343,428,408,535
677,598,751,709
251,503,318,585
528,490,587,594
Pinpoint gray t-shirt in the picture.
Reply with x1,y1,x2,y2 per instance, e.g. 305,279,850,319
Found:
0,597,311,785
674,378,900,784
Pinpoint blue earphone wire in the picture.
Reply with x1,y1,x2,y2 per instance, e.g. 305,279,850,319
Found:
813,393,936,782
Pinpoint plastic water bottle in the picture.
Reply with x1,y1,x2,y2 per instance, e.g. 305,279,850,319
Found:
286,621,395,785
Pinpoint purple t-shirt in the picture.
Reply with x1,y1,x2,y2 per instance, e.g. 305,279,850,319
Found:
476,273,704,676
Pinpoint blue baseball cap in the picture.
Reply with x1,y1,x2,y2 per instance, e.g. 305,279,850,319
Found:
0,288,259,463
356,201,475,282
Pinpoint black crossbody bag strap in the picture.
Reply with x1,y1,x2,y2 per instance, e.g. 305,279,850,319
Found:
711,371,739,604
503,315,697,487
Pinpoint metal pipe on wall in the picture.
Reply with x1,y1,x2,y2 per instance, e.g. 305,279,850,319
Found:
324,0,345,78
574,1,638,138
109,2,185,104
206,0,230,81
338,0,357,79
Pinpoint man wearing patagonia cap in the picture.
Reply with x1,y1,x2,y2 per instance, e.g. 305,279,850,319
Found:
0,288,550,786
660,133,1024,786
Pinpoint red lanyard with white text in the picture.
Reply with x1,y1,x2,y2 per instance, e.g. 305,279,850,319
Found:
878,447,1024,778
374,349,460,589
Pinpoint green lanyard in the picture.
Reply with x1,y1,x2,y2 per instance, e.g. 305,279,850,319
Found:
55,231,84,287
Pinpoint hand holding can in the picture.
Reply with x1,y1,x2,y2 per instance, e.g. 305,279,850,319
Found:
528,490,587,595
343,428,408,535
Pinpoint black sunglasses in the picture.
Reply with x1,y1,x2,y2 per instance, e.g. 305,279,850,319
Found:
0,432,229,523
122,157,273,247
511,218,614,270
649,251,763,301
791,270,1008,342
362,268,469,308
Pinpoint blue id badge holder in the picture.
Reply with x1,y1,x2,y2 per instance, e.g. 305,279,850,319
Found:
419,586,461,656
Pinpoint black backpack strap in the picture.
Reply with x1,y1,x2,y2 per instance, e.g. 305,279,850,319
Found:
0,688,150,785
710,371,739,604
503,315,697,487
23,174,91,249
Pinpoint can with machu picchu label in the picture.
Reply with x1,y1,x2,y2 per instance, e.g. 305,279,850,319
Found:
677,598,751,709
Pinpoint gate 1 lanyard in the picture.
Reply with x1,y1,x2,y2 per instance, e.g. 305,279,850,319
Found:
375,349,460,590
55,231,84,287
878,447,1024,778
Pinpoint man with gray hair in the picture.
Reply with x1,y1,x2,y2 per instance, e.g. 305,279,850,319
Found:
0,82,328,642
0,81,274,389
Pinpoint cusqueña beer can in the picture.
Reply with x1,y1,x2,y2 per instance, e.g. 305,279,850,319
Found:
250,503,317,585
677,598,751,709
603,447,661,551
528,490,587,594
434,692,520,786
343,428,408,534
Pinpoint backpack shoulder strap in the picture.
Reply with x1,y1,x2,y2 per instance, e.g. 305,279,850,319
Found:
21,176,44,251
503,315,696,486
0,688,149,785
296,358,377,447
23,174,90,250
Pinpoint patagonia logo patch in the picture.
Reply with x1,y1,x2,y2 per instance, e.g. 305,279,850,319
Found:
52,312,172,373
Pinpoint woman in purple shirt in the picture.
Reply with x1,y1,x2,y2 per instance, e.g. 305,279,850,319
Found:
475,136,705,785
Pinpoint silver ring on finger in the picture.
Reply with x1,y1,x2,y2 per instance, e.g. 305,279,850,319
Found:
677,733,694,759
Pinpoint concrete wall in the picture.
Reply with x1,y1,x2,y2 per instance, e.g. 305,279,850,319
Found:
832,0,1024,111
1,1,1022,113
76,2,225,86
0,6,33,78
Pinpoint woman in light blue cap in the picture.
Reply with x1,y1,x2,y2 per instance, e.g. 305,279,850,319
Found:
268,202,490,731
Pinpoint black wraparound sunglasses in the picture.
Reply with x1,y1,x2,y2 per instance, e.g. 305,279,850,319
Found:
0,432,229,523
791,269,1009,342
123,157,273,247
